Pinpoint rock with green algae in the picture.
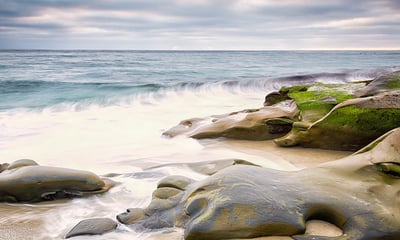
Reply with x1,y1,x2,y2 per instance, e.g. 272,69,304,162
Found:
266,83,358,122
0,159,114,202
112,128,400,240
163,100,300,140
355,71,400,97
275,90,400,151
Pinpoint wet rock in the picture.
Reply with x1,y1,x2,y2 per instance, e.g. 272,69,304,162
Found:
146,159,260,176
163,100,300,140
264,91,290,106
321,96,337,103
278,83,355,122
153,187,182,199
65,218,117,238
157,175,194,190
0,160,114,202
6,159,38,170
117,208,145,225
355,71,400,97
275,90,400,151
117,128,400,240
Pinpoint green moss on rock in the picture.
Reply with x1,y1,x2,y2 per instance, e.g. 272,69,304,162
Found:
278,84,354,122
386,80,400,89
384,72,400,89
319,106,400,134
275,89,400,151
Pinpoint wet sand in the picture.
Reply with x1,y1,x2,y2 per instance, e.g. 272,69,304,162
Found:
205,139,352,169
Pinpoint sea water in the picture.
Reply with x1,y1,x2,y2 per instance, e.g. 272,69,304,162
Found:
0,50,399,239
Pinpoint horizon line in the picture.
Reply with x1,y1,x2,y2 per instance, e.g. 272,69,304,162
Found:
1,48,400,51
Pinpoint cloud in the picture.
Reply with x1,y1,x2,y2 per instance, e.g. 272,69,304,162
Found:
0,0,399,49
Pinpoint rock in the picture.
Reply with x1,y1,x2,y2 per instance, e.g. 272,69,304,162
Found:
6,159,38,170
117,208,145,225
321,96,337,103
163,100,300,140
146,159,260,176
0,160,114,202
157,175,194,190
355,71,400,97
278,83,356,122
153,187,183,199
65,218,117,238
275,90,400,151
116,128,400,240
0,163,9,173
264,91,290,106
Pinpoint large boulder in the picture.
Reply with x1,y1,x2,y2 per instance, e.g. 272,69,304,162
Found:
275,90,400,151
116,128,400,240
163,100,300,140
0,160,114,202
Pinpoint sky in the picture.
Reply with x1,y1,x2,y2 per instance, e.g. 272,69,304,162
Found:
0,0,399,50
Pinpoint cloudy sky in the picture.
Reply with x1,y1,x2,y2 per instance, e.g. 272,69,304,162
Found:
0,0,399,50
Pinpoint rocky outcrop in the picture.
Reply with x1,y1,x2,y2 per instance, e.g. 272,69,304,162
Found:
163,100,300,140
355,71,400,97
162,71,400,151
0,160,114,202
113,128,400,240
275,90,400,151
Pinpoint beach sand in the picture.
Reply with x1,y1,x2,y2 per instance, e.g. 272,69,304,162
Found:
205,139,351,169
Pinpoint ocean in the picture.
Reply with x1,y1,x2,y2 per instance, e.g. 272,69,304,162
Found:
0,50,400,239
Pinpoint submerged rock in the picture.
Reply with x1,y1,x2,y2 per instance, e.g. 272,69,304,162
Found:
0,160,114,202
275,90,400,151
116,128,400,240
65,218,117,238
163,100,300,140
146,159,260,176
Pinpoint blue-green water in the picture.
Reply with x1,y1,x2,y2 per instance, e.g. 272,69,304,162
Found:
0,50,399,240
1,50,399,110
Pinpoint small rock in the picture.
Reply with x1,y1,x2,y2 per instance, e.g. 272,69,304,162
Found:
321,96,337,103
157,175,194,190
65,218,117,238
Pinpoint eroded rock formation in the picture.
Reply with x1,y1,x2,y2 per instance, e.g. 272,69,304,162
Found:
0,159,114,202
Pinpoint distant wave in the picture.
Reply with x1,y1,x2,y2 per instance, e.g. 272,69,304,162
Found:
168,67,400,92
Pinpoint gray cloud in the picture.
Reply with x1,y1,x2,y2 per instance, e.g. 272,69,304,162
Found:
0,0,399,49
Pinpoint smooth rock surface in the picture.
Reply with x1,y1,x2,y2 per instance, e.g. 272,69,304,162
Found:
65,218,117,238
117,128,400,240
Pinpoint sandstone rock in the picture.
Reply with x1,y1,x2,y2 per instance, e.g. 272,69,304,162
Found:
65,218,117,238
0,160,114,202
275,90,400,151
116,128,400,240
355,71,400,97
264,91,289,106
157,175,194,190
163,100,300,140
146,159,260,176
